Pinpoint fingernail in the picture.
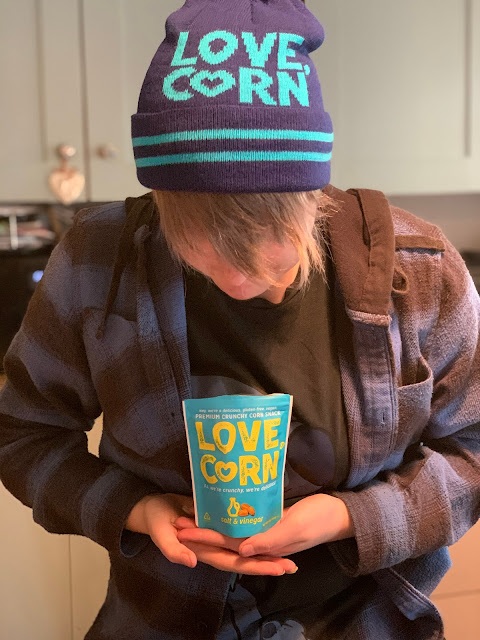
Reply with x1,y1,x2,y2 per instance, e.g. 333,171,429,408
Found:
240,544,254,557
287,565,299,574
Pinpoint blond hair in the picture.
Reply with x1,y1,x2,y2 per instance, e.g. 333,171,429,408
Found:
152,189,337,290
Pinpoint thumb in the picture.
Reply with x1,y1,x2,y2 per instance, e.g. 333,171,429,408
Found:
238,522,288,557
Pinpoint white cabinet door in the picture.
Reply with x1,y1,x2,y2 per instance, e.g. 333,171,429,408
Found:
0,483,72,639
82,0,184,202
70,415,110,640
70,530,109,640
0,0,85,202
309,0,480,195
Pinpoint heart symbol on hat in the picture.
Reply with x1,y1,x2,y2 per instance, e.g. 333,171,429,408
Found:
215,461,237,483
190,70,236,98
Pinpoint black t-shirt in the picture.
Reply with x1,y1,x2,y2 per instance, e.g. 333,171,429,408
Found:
184,255,350,499
184,255,376,639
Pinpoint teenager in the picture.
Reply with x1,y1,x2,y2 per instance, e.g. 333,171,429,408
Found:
1,1,478,638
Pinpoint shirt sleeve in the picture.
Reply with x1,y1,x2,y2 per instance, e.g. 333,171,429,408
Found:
327,232,480,576
0,213,161,558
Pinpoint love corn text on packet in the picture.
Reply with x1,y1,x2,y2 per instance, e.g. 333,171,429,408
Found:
182,394,293,538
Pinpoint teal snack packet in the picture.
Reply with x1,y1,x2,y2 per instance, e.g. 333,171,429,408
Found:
182,393,293,538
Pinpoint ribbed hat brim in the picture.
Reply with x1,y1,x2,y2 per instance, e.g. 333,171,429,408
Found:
132,105,333,192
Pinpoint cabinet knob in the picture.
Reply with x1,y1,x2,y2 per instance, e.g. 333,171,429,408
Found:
56,144,77,161
97,143,118,159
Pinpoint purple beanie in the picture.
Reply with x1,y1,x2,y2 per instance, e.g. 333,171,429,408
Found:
131,0,333,193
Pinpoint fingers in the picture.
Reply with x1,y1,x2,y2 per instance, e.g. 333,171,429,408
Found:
182,541,298,576
142,495,198,569
255,555,298,574
238,525,291,558
149,522,198,569
176,524,246,553
176,525,298,573
145,494,299,575
174,516,197,530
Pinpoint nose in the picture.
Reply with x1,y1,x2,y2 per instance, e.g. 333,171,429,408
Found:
222,270,247,287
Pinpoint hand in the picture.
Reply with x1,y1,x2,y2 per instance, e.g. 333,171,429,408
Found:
176,516,298,576
126,493,197,567
238,494,354,558
126,493,297,576
176,494,354,561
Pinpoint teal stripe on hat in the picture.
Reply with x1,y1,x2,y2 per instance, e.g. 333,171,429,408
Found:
132,129,334,147
136,150,332,167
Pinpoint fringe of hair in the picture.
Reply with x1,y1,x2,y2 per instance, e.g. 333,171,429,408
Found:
152,189,338,291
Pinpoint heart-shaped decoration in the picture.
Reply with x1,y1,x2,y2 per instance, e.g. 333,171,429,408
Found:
48,167,85,205
190,70,236,98
215,461,238,483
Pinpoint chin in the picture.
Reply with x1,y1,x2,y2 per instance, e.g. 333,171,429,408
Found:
224,290,264,301
218,283,267,300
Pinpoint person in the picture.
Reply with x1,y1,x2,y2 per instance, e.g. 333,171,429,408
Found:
0,1,479,638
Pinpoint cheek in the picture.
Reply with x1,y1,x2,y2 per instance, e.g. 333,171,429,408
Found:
178,249,210,275
267,243,300,272
284,244,300,265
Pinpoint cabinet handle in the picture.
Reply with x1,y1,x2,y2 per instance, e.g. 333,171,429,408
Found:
97,144,118,159
57,144,78,161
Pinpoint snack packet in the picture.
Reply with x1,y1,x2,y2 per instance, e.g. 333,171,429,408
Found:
182,393,293,538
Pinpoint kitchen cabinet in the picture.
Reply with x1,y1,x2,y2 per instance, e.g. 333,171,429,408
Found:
1,0,479,202
0,489,72,640
0,0,183,203
70,416,110,640
81,0,183,201
0,373,72,639
0,386,109,639
0,0,85,202
311,0,480,194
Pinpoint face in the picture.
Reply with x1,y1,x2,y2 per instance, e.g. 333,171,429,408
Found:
178,236,302,302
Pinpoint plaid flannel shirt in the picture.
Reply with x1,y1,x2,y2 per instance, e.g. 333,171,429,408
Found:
1,185,479,639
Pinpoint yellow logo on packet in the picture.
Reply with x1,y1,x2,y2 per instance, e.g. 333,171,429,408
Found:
227,498,240,517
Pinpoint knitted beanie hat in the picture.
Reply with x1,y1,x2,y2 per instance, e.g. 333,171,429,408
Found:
131,0,333,193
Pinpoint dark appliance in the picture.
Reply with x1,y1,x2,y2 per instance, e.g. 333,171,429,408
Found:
0,206,57,371
461,251,480,294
